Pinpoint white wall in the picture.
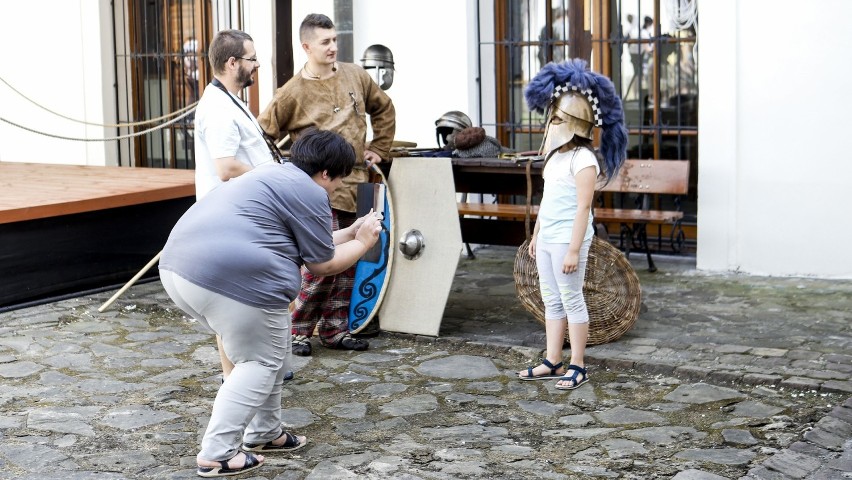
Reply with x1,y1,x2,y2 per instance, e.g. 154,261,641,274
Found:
243,0,275,111
698,0,852,278
0,0,115,165
351,0,475,148
286,1,475,148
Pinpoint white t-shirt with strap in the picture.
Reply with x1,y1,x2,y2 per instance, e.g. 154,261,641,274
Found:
194,85,273,199
537,147,600,244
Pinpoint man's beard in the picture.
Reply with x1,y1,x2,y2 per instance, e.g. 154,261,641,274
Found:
237,66,255,88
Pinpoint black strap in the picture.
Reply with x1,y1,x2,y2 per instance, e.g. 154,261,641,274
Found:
210,78,284,163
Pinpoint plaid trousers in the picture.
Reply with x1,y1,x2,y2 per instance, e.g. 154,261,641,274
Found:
291,210,355,347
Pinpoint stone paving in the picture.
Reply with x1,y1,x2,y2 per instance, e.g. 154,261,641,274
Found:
0,246,850,479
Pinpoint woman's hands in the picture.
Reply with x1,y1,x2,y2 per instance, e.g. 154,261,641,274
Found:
308,209,383,277
354,209,383,249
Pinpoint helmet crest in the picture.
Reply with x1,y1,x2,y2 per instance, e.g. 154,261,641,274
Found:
524,59,627,181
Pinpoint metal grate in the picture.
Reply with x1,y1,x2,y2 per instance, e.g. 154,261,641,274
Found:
112,0,213,169
480,0,699,252
482,0,697,160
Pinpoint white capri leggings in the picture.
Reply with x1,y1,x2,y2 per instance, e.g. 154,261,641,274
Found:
535,237,592,324
160,270,292,462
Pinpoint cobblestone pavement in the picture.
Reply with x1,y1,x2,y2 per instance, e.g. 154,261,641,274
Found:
0,246,849,479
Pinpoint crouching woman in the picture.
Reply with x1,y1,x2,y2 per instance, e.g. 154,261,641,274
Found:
158,128,383,477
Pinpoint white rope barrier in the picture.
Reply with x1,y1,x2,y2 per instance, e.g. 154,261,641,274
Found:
0,75,199,128
0,107,196,142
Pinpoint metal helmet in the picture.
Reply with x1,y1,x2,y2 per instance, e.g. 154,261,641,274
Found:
435,111,473,148
542,90,596,156
361,44,395,90
361,44,394,69
524,59,627,181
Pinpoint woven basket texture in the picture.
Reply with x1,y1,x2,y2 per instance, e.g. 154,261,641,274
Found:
513,236,642,346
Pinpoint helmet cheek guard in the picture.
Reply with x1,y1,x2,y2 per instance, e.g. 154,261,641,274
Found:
543,92,596,155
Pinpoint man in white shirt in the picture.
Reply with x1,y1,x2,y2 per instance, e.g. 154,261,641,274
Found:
192,29,275,380
194,29,274,200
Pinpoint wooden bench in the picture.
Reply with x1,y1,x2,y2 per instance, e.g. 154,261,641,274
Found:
457,159,690,271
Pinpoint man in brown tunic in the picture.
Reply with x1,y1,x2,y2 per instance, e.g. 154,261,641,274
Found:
258,13,396,356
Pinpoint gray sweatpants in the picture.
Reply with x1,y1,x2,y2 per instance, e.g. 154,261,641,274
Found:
160,270,292,461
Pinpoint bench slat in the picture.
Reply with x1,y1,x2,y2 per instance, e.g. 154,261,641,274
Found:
458,203,682,224
599,160,690,194
458,203,537,219
594,208,683,223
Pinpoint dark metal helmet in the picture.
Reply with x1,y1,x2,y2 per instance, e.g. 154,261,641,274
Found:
361,44,395,90
361,44,394,69
435,111,473,148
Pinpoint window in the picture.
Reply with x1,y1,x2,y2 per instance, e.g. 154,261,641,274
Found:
113,0,213,168
483,0,698,250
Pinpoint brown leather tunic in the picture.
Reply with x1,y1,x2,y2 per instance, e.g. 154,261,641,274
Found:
258,63,396,212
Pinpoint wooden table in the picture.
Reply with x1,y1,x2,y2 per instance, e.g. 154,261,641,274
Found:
381,157,543,246
450,157,543,196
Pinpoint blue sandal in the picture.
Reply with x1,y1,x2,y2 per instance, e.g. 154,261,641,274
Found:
518,358,564,381
554,364,589,390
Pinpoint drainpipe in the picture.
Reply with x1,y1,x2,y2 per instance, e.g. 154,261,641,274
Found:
334,0,353,63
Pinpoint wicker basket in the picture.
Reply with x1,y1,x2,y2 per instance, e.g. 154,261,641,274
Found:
513,236,641,346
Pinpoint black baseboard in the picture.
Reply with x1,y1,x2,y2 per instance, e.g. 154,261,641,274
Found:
0,197,194,310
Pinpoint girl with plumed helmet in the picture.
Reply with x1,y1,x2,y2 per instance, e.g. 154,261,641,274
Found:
516,59,627,389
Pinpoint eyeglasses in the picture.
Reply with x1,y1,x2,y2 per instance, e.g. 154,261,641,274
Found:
237,56,258,63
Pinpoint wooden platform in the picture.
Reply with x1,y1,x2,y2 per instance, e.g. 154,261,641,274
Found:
0,162,195,224
0,162,195,309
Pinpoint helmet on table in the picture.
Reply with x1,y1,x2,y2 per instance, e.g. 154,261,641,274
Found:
435,110,473,148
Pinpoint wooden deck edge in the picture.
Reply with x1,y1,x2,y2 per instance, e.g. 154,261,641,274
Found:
0,185,195,224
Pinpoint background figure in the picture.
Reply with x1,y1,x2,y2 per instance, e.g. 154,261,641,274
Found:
677,25,697,94
626,15,654,99
258,13,396,357
193,29,274,384
622,13,635,40
160,129,382,477
537,7,567,68
183,37,200,105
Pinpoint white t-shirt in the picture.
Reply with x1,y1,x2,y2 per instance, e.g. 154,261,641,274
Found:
537,147,600,243
194,85,273,199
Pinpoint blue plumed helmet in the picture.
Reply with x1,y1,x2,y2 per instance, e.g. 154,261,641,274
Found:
524,58,627,182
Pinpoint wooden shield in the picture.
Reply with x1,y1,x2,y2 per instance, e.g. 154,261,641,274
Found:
348,166,394,333
378,158,462,336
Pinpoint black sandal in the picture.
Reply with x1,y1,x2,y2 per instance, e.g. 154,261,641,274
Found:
518,358,564,381
292,335,311,356
242,430,307,453
337,334,368,351
197,452,263,477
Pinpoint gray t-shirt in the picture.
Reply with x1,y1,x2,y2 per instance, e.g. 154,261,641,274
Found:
160,162,334,308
